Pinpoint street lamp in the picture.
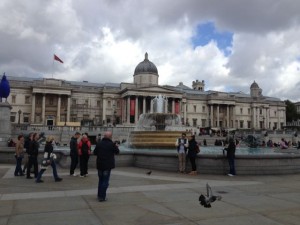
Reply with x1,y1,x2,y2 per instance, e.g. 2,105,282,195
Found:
18,109,22,124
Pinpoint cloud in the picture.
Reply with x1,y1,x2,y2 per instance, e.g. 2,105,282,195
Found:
1,0,300,101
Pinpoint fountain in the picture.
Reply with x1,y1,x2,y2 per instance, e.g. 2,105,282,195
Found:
128,94,189,149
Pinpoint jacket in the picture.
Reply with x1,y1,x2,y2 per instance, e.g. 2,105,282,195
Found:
78,138,91,156
224,141,236,159
69,136,78,156
187,138,198,157
93,137,120,170
175,138,189,153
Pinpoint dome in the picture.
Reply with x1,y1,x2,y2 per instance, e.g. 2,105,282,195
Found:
134,53,158,76
250,81,259,89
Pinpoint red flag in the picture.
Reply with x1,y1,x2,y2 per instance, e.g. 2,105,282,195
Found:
54,54,64,63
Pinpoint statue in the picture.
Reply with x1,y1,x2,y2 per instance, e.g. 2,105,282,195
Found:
0,73,10,102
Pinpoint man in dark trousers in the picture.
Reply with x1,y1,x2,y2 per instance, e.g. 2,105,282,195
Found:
93,131,119,202
69,132,81,176
26,133,39,179
224,137,236,176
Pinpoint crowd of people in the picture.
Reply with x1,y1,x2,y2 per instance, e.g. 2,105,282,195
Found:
13,131,120,202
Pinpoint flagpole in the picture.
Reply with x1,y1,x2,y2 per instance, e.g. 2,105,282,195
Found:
52,54,54,78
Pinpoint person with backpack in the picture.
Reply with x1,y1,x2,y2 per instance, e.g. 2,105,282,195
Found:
78,134,91,177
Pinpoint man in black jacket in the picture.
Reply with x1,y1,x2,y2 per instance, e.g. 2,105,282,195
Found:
69,132,81,176
224,137,236,176
26,133,39,179
93,131,119,202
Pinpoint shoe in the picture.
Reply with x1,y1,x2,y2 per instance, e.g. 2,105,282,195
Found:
98,198,107,202
36,180,44,183
79,175,85,177
227,174,234,176
20,173,25,176
14,174,19,176
26,176,33,179
70,173,77,177
55,177,63,182
84,174,88,177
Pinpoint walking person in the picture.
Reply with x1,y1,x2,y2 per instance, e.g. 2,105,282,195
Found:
175,133,189,173
78,134,91,177
26,133,39,179
187,135,199,175
93,131,120,202
22,132,33,174
224,137,236,176
36,136,63,183
14,134,25,176
70,132,81,176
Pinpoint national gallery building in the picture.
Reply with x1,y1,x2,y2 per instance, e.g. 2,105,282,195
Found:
7,53,286,130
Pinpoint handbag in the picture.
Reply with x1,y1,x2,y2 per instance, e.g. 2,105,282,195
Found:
195,144,200,153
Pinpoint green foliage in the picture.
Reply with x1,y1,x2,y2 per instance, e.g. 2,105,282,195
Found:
285,100,300,122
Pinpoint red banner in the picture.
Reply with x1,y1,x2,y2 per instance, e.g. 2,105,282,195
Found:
130,99,135,116
175,101,180,114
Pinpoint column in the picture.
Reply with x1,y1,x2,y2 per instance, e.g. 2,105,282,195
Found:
127,97,130,124
217,104,220,127
67,96,71,123
232,106,236,128
42,94,46,125
31,93,36,124
143,97,146,114
210,105,213,127
57,95,61,124
183,102,187,125
164,98,168,113
172,99,175,114
252,106,256,129
135,96,139,123
227,105,229,128
266,108,269,129
150,97,153,113
103,98,106,124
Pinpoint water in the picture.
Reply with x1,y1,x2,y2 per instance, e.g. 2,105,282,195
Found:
119,145,283,155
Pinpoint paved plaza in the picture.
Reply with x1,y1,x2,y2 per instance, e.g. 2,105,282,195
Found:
0,164,300,225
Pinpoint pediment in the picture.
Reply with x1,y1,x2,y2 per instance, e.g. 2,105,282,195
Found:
120,85,182,98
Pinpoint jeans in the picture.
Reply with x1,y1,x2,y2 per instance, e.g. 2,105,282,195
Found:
228,157,236,175
97,170,111,200
36,160,59,181
27,156,38,178
70,154,78,175
189,156,197,171
14,156,23,176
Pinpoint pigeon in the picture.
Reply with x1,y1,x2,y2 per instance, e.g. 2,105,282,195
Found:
146,171,152,175
199,183,222,208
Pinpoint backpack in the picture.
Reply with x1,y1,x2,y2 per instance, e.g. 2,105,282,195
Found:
81,141,89,154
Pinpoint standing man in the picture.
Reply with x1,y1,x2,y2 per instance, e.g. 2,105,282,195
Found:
224,137,236,176
78,134,91,177
93,131,120,202
26,133,39,179
175,133,189,173
70,132,81,176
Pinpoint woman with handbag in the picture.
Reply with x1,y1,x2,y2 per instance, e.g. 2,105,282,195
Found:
187,135,199,175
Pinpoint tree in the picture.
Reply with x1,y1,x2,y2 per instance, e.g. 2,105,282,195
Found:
284,100,300,122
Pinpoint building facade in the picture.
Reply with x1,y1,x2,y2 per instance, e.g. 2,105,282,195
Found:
7,53,286,130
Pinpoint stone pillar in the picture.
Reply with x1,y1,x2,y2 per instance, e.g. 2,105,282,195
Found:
103,98,106,124
252,106,255,129
232,106,236,128
57,95,61,124
42,94,46,125
0,102,12,147
31,93,36,124
172,99,175,114
150,97,153,113
143,97,146,114
227,105,229,128
210,105,213,127
127,97,130,124
67,96,71,123
135,96,139,123
217,104,220,127
183,102,187,125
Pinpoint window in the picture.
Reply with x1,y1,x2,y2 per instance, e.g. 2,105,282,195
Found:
202,106,205,113
85,100,88,106
240,108,243,114
107,100,111,108
72,99,76,106
97,100,101,107
260,108,262,114
49,97,54,105
23,114,29,123
193,118,197,127
239,120,244,128
274,111,277,116
12,95,16,104
117,100,120,108
10,115,16,122
193,105,196,113
247,121,251,128
248,108,250,115
25,96,30,104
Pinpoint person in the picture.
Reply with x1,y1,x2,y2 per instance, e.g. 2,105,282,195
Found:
175,133,189,173
187,135,199,175
224,137,236,176
36,136,63,183
26,133,39,179
70,132,81,176
22,132,33,174
78,134,91,177
93,131,120,202
14,134,25,176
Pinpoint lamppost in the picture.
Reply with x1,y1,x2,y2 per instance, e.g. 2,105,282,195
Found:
18,109,22,124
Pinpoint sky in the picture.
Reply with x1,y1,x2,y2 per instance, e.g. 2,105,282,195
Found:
1,0,300,101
